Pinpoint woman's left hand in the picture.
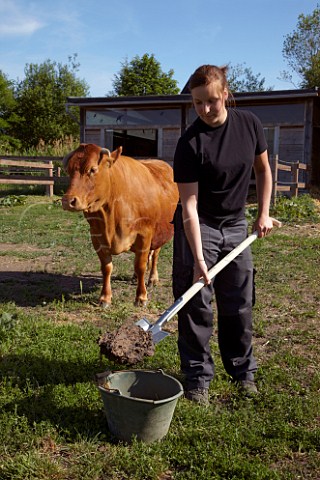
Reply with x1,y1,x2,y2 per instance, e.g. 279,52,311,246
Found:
252,214,274,238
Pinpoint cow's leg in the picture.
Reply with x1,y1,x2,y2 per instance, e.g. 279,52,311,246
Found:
134,252,149,306
133,239,151,306
147,247,161,286
99,256,113,307
93,243,113,307
88,219,113,307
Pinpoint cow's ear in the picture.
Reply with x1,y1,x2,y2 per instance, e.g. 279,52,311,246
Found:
110,146,122,164
100,146,122,168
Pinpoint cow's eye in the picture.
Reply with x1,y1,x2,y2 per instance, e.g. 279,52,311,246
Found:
89,167,98,176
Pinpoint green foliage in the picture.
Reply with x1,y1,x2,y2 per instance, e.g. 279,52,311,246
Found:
13,55,89,148
0,71,16,113
271,194,319,223
0,195,27,207
282,4,320,88
0,70,21,150
246,194,320,224
0,312,18,341
110,53,180,96
0,136,79,158
227,63,273,92
303,50,320,88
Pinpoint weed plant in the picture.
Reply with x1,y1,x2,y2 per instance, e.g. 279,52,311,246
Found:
246,193,320,224
0,136,79,157
0,195,27,207
0,195,319,479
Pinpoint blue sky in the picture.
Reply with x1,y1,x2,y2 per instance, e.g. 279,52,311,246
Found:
0,0,316,96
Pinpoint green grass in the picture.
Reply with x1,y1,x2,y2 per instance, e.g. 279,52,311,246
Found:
0,195,319,479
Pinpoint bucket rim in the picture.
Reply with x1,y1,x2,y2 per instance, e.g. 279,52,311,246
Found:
96,369,184,405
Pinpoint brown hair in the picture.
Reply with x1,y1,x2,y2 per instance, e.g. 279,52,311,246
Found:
188,65,234,105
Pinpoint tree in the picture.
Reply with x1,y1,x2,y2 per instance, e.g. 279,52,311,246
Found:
282,5,320,88
0,71,20,149
303,51,320,87
227,63,272,92
13,54,89,148
110,53,180,96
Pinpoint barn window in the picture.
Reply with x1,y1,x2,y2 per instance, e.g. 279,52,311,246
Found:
105,129,158,157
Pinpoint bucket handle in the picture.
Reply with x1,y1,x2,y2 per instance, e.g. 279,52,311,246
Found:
95,370,112,386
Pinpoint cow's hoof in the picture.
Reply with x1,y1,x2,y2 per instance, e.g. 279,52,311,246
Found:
99,301,111,309
134,299,148,307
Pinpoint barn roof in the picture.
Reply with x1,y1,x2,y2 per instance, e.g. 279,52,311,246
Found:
66,88,320,109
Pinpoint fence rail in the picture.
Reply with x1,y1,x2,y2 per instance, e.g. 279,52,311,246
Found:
0,156,63,196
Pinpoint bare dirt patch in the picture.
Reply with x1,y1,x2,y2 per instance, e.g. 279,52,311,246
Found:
0,243,55,273
282,223,320,237
0,243,101,308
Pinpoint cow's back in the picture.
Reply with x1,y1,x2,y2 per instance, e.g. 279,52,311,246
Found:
139,159,177,203
140,159,174,187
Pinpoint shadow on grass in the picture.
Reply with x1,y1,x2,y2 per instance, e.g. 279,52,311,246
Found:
4,389,111,441
0,352,116,441
0,271,101,307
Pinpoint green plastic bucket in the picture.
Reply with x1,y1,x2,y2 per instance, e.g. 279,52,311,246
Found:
97,369,184,443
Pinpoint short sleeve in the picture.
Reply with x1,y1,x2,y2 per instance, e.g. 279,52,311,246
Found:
173,136,200,183
254,115,268,155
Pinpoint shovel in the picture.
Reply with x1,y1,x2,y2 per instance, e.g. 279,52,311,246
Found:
136,218,282,344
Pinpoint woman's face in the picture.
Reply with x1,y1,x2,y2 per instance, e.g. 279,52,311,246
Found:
191,81,228,127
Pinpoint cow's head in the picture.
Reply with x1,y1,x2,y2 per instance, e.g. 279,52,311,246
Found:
62,143,122,212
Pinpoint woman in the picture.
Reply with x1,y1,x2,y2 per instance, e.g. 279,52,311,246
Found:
173,64,273,404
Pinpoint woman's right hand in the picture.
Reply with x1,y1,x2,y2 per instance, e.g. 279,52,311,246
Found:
193,259,211,285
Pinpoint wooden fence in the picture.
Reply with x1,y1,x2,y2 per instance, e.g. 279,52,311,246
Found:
0,155,63,197
269,154,310,205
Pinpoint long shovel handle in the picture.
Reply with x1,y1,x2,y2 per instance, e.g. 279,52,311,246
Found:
153,218,282,330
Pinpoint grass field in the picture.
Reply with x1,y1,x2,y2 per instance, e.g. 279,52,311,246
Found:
0,194,319,480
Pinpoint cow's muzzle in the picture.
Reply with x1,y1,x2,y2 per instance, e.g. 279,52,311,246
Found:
62,195,86,212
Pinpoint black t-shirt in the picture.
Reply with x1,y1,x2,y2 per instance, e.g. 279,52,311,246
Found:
173,108,268,224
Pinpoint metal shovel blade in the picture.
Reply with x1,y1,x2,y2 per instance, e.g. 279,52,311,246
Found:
135,318,170,344
135,318,152,332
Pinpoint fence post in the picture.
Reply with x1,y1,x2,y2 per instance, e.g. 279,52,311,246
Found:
46,161,53,196
290,162,299,198
270,154,278,205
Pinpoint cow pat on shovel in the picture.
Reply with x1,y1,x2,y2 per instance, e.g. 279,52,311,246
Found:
98,321,155,365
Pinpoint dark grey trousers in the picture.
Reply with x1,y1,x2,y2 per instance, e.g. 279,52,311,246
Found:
172,206,257,390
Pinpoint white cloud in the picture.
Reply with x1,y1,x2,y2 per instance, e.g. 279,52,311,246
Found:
0,0,45,36
0,19,44,36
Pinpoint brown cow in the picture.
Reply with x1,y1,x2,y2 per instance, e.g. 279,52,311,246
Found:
62,143,179,307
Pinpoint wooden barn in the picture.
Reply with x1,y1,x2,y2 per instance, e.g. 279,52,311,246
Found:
66,88,320,188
